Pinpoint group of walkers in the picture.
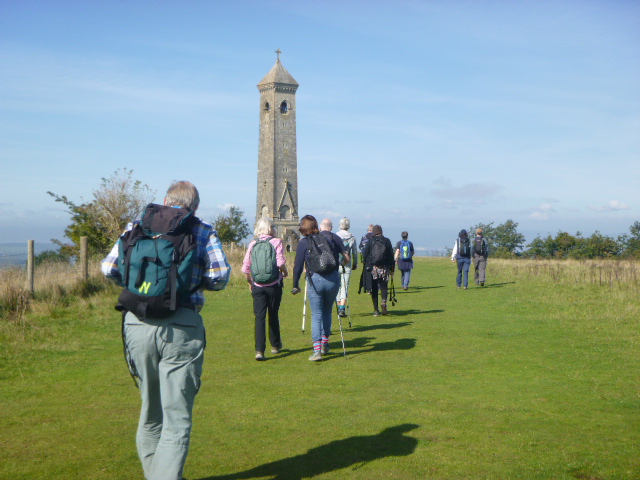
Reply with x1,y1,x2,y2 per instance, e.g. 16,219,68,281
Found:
100,179,487,480
241,215,415,363
450,228,490,289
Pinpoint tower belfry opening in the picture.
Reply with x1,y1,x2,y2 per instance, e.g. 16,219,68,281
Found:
255,50,300,251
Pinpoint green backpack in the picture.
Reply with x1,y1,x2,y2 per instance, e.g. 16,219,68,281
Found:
250,238,279,284
116,204,198,319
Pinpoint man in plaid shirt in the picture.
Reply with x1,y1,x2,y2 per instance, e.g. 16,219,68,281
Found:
102,181,230,480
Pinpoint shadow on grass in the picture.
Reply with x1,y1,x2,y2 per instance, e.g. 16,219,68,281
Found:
398,285,445,292
349,321,413,332
482,282,515,288
322,337,417,362
196,423,419,480
389,309,444,317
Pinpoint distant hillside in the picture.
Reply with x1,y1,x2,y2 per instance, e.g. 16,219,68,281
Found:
0,242,57,267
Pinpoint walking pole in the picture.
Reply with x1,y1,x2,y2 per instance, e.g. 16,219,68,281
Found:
342,268,352,328
390,270,398,306
301,279,308,334
336,303,348,359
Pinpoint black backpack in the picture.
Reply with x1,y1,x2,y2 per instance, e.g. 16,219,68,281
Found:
116,203,198,319
457,237,471,257
306,233,338,274
368,236,387,266
474,237,487,256
250,238,279,284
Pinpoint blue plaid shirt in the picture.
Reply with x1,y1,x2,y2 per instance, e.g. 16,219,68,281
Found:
101,217,231,309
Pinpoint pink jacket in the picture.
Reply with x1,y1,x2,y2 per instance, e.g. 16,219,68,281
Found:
241,235,287,287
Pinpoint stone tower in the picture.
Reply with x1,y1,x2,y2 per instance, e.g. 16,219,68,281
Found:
256,50,300,251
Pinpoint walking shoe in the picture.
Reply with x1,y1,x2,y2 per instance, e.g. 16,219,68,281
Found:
403,286,408,290
373,310,381,317
271,346,281,354
309,351,323,361
321,344,330,354
338,310,346,317
381,302,388,315
255,352,265,361
480,282,484,287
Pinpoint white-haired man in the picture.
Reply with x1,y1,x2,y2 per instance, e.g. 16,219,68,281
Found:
102,180,231,480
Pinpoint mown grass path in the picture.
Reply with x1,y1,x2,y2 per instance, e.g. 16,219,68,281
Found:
1,258,638,479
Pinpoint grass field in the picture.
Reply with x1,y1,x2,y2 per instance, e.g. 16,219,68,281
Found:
1,257,638,479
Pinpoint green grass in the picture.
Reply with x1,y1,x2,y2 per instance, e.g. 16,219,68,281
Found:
1,258,638,479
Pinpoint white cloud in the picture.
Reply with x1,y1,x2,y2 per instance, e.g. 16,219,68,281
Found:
430,177,503,199
588,200,630,212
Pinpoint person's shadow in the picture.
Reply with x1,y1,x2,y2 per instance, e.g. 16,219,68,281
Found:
196,423,419,480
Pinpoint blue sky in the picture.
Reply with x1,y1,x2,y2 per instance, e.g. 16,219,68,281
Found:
1,0,638,251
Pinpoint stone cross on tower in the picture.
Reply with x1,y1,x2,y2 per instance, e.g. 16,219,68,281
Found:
256,50,300,251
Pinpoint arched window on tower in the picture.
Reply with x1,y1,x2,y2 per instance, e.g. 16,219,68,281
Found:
280,101,288,114
264,102,270,112
279,205,290,220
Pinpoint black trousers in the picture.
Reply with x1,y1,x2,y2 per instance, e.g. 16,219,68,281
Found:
370,278,388,311
251,283,283,352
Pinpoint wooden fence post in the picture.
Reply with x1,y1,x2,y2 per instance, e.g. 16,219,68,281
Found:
80,236,88,280
26,240,35,293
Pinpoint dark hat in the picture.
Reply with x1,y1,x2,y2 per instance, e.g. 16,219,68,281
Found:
459,229,468,238
372,225,383,235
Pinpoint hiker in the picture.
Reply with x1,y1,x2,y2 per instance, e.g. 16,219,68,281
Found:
395,231,415,290
451,229,471,289
335,217,358,317
242,216,288,361
101,181,231,480
359,224,374,263
472,228,489,286
291,215,349,361
361,225,395,316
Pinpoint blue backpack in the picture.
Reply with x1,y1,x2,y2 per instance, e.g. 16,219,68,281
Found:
116,204,198,319
400,240,413,261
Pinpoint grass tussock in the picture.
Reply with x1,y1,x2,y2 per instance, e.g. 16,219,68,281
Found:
490,258,639,290
1,244,251,319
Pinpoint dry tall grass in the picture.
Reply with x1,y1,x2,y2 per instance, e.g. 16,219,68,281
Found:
490,258,640,290
1,243,250,319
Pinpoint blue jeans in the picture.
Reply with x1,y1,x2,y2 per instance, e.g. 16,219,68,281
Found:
307,270,340,343
124,308,205,480
456,257,471,288
400,269,411,289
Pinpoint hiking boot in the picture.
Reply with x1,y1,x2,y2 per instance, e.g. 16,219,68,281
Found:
338,309,346,317
381,302,388,315
309,351,323,361
373,310,381,317
321,344,330,354
255,352,265,361
480,282,484,287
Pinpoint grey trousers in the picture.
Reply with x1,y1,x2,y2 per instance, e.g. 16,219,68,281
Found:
473,254,487,285
124,308,205,480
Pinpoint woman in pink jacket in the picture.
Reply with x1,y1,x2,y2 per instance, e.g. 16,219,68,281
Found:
242,217,288,360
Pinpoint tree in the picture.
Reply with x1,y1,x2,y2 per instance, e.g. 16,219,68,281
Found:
48,169,155,257
618,221,640,258
571,231,619,259
34,249,71,267
471,219,525,257
211,206,251,244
